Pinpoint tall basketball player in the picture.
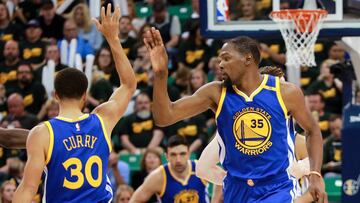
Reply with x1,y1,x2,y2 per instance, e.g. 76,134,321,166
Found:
13,4,136,202
144,29,327,202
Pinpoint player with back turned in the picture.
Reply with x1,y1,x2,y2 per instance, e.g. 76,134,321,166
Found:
144,28,327,202
13,4,136,203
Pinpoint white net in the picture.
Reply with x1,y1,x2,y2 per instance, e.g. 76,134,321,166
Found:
270,10,327,68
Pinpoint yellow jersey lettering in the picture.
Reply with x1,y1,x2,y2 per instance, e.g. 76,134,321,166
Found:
85,135,91,147
63,135,98,151
76,135,84,148
63,139,72,151
91,136,98,149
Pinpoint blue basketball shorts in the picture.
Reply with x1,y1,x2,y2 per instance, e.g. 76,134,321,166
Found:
223,173,298,203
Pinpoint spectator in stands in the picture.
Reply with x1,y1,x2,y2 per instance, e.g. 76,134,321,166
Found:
146,1,181,49
307,59,343,114
120,92,164,154
0,180,16,203
322,115,342,177
127,0,145,36
5,63,46,115
20,19,46,68
35,43,67,82
327,43,345,62
0,40,21,85
37,0,65,41
68,3,103,50
356,89,360,105
182,0,200,38
102,16,137,61
0,93,39,130
131,148,161,202
36,98,59,121
187,69,207,94
172,67,190,95
58,19,94,60
0,2,23,42
133,43,152,90
16,0,43,23
307,92,331,138
116,185,134,203
94,46,119,87
165,112,208,156
178,21,211,71
208,57,222,82
87,71,114,111
137,23,152,43
238,0,261,20
134,149,162,185
0,84,7,119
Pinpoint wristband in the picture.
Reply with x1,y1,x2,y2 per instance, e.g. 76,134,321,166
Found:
309,171,322,178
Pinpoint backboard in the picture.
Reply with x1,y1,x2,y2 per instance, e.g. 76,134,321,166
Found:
200,0,360,39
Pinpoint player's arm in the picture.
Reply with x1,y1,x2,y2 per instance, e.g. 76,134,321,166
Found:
211,184,223,203
130,167,164,203
143,28,220,127
281,82,327,203
92,4,137,133
13,124,48,203
196,133,226,185
0,127,29,149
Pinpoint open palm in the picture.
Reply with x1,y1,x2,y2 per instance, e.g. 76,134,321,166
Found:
143,28,168,74
93,4,120,40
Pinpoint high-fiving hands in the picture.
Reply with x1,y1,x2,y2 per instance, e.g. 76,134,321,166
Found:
143,27,169,75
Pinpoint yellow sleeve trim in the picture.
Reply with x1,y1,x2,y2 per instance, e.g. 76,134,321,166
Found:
95,114,112,153
275,77,289,119
215,85,226,119
44,121,54,165
159,165,167,197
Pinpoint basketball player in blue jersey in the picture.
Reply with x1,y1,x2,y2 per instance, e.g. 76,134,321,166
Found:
13,4,137,203
144,29,327,202
130,135,209,203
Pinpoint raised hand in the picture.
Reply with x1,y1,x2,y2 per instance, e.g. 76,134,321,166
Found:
93,4,120,41
143,27,168,74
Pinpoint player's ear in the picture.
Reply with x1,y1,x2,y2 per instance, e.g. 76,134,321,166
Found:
54,92,60,101
245,54,252,66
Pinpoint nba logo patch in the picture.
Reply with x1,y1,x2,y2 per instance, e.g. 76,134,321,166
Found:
76,123,80,131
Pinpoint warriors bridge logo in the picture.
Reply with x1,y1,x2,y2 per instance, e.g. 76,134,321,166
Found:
232,107,272,155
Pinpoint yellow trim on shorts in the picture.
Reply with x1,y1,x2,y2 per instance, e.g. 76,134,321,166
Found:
44,121,54,165
275,77,289,119
215,85,226,119
95,114,112,153
159,165,167,197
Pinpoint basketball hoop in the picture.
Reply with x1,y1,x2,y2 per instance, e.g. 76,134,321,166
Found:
270,9,327,67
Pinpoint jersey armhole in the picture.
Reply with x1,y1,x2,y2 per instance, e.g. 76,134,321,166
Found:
159,165,167,197
194,160,208,186
215,84,226,119
95,114,112,153
275,77,290,119
44,121,54,165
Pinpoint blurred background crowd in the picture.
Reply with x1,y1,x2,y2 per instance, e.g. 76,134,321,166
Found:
0,0,355,202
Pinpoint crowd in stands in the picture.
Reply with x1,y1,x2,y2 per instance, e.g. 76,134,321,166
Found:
0,0,351,202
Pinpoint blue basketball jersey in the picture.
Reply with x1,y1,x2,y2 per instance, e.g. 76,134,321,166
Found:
216,74,297,181
43,114,113,203
159,161,209,203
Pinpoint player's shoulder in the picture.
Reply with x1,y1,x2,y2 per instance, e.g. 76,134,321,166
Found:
196,81,223,99
27,123,50,147
142,165,165,192
279,80,304,99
